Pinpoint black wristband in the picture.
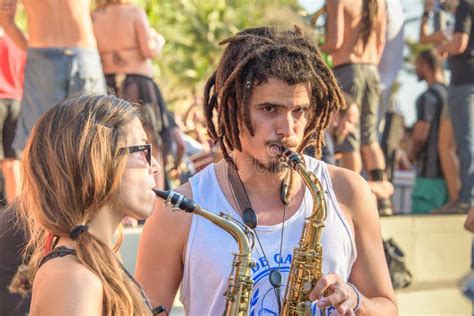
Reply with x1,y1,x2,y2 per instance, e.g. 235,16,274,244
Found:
422,11,430,18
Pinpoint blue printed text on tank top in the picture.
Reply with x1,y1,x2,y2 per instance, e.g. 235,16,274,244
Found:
249,253,338,316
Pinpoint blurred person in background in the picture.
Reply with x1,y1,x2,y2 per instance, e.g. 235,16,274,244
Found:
320,0,392,215
0,203,30,315
0,27,24,204
92,0,167,190
409,49,449,214
437,0,474,214
419,0,461,212
0,0,107,154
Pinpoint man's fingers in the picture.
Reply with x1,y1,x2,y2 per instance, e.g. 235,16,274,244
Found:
309,273,338,300
316,285,347,308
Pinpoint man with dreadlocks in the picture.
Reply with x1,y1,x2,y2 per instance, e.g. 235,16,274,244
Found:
320,0,391,215
136,26,396,315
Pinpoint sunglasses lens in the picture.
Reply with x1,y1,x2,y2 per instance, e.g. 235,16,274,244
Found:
143,145,151,166
147,148,151,166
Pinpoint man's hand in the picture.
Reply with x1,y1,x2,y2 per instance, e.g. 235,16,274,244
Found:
333,103,360,144
436,44,449,58
464,207,474,233
310,273,359,315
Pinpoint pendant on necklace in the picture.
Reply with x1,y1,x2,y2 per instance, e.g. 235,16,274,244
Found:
243,207,258,229
269,269,283,288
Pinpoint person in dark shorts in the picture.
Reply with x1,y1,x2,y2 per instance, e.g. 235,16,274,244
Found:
0,28,25,204
320,0,392,215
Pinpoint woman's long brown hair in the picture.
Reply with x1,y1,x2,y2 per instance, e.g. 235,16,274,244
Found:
18,94,152,315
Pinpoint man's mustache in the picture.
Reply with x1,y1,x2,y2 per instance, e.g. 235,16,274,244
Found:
265,139,299,148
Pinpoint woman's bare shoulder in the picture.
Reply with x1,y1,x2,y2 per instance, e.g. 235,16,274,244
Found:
31,254,103,315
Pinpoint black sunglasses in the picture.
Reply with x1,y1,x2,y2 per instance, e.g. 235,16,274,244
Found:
119,144,152,166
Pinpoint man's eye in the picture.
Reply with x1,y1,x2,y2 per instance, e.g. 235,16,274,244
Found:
263,106,274,112
293,107,308,116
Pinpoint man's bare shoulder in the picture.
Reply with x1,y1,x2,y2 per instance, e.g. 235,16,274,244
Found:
32,255,103,315
326,164,373,209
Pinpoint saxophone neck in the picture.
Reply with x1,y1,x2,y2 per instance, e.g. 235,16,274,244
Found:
194,208,253,254
275,147,327,223
153,189,253,254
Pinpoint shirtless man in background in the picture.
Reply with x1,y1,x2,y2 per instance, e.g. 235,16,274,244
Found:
0,0,106,154
320,0,391,214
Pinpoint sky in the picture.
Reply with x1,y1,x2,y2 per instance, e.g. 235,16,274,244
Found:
298,0,433,126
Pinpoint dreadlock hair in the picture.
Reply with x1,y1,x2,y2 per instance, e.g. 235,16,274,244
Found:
203,25,346,163
360,0,379,49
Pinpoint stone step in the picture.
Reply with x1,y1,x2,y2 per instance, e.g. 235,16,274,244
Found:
396,280,471,315
380,214,471,284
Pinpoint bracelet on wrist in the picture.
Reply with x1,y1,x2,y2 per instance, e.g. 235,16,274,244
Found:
347,282,361,313
422,11,430,18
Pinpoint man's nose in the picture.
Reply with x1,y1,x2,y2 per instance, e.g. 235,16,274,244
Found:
275,113,296,138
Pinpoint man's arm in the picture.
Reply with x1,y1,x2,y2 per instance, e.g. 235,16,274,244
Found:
0,0,27,50
311,167,397,315
419,0,451,44
345,172,397,314
410,92,436,161
410,120,431,162
438,1,471,56
320,0,344,53
438,32,469,55
135,183,193,311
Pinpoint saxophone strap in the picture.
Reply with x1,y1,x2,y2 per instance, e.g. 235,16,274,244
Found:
227,163,259,229
226,161,285,311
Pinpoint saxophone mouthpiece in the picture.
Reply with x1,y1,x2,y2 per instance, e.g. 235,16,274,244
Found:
279,146,303,167
152,189,197,213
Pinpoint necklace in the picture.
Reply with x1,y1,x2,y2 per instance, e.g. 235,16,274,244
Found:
227,162,289,312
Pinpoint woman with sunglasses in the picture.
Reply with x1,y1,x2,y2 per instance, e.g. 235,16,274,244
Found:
16,94,159,315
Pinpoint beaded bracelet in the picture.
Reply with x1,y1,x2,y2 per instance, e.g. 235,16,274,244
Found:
347,282,361,312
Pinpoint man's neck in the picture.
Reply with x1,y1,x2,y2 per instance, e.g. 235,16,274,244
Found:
427,72,445,86
229,152,301,205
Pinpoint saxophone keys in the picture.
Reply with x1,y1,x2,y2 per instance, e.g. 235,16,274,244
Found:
302,281,312,293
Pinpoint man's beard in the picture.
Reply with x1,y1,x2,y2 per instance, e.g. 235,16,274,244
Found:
252,157,288,174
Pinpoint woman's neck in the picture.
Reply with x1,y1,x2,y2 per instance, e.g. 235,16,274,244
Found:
56,206,123,249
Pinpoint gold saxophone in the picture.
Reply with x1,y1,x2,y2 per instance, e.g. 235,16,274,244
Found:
275,147,328,316
153,189,254,316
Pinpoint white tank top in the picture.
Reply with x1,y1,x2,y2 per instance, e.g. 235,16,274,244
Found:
181,156,357,316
